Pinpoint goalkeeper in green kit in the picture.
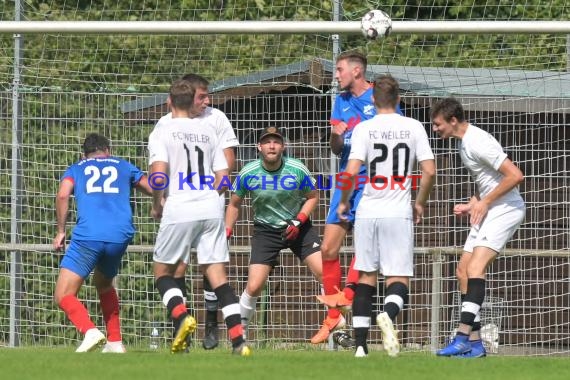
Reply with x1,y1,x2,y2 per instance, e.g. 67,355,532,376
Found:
225,126,324,337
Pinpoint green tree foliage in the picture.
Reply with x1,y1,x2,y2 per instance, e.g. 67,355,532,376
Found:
0,1,568,91
342,0,570,69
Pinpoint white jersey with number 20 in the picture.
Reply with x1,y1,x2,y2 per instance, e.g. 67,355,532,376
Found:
349,113,434,219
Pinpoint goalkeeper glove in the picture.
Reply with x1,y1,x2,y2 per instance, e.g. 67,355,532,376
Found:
282,213,308,241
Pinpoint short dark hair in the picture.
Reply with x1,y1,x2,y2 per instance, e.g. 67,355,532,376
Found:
337,51,367,72
169,78,195,109
181,73,209,88
82,133,110,156
372,75,399,109
430,97,465,123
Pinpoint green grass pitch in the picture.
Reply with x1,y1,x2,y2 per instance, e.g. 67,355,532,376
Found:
2,347,569,380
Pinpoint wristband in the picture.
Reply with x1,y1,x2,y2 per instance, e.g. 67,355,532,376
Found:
296,212,309,225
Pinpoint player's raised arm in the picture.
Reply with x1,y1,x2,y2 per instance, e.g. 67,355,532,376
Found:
53,178,74,251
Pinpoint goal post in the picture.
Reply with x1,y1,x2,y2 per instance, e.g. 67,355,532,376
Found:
1,1,569,355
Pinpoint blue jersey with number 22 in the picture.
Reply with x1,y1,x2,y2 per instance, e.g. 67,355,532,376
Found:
61,156,143,243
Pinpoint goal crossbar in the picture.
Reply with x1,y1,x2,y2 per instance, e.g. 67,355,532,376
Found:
1,21,570,35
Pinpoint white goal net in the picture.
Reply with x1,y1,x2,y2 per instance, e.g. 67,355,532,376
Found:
0,1,569,355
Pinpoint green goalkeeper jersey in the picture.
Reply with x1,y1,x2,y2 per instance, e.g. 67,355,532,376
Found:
233,157,316,229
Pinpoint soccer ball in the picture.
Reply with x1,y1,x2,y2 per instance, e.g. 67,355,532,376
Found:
360,9,392,40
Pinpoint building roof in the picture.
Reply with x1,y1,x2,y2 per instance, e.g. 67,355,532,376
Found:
122,58,570,114
375,64,570,98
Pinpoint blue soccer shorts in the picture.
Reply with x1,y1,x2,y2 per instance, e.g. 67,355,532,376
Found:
325,186,364,225
60,239,130,279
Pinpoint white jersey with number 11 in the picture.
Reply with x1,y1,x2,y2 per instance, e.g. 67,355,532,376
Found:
148,117,228,224
349,113,434,219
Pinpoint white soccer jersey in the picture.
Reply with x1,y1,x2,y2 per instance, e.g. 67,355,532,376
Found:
349,113,434,219
458,124,523,205
148,117,228,224
155,107,239,150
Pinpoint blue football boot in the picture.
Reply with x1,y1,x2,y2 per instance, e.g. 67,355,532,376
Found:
436,335,471,356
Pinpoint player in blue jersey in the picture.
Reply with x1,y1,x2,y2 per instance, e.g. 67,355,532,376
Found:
52,133,152,353
312,51,402,344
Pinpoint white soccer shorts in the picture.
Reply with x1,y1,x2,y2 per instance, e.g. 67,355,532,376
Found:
353,217,414,276
181,194,227,265
463,202,525,254
153,219,229,265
